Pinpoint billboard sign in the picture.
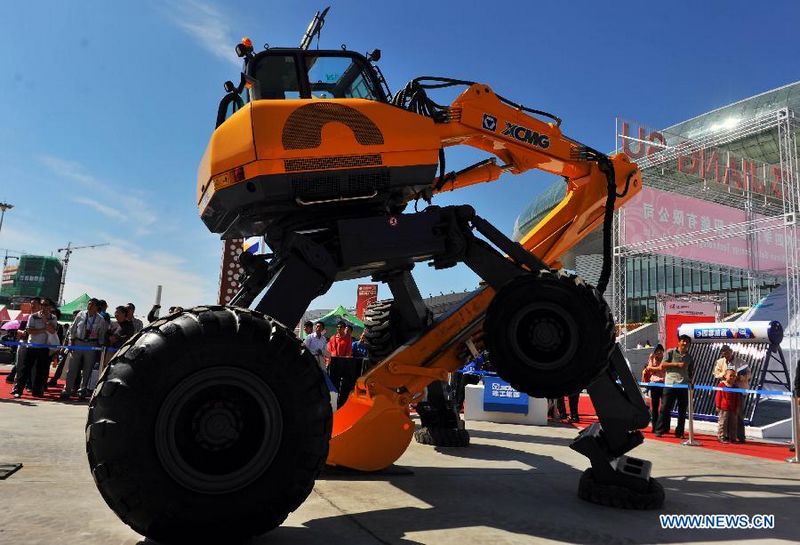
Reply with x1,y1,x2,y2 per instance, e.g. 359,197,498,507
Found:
482,376,529,414
355,284,378,320
677,320,783,344
618,120,787,200
664,300,718,317
623,186,786,272
659,297,720,349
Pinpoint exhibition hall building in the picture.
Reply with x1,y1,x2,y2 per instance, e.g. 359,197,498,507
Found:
513,81,800,322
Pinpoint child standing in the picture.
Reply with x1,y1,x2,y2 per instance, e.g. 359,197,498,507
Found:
715,368,741,443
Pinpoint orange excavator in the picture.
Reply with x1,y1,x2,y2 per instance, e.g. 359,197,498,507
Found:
86,10,660,545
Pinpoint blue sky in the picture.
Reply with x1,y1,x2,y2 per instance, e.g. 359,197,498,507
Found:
0,0,798,314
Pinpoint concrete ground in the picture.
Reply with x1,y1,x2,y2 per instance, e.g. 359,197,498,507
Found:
1,395,799,545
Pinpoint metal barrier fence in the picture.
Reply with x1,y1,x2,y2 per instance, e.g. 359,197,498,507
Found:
1,340,115,352
686,341,790,423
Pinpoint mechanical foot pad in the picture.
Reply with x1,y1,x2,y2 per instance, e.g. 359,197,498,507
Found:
414,426,470,447
578,458,664,510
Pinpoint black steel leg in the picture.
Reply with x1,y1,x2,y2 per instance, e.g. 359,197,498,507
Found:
382,268,430,332
417,381,461,429
415,378,470,447
570,345,664,508
371,266,469,447
252,234,338,328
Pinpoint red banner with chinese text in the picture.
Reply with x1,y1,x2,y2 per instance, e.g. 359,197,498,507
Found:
355,284,378,320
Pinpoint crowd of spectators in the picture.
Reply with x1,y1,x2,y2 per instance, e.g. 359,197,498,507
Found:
640,336,757,444
301,319,368,407
2,297,182,401
5,299,797,452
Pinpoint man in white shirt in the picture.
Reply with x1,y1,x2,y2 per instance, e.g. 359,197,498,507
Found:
303,321,328,370
12,298,58,398
61,298,109,400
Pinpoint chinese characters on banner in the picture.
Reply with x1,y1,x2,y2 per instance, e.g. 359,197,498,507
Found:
623,186,786,272
690,326,754,340
619,120,785,200
355,284,378,320
482,376,529,414
660,299,719,350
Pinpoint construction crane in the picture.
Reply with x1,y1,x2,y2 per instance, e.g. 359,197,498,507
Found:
56,241,110,305
0,248,25,271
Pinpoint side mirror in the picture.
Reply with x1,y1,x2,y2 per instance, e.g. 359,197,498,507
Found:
368,49,381,62
235,37,254,58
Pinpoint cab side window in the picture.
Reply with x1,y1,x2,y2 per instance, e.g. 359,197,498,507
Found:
252,55,301,99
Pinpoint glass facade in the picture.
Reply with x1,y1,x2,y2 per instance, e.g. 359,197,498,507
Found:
666,81,800,165
512,181,566,241
624,255,779,322
512,81,799,324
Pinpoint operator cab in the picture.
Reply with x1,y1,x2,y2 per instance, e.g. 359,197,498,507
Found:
217,48,388,127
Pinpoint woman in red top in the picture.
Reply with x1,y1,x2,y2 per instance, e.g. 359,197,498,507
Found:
715,368,741,443
641,344,665,432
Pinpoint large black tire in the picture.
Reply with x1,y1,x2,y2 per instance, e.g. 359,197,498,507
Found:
578,468,665,509
484,270,614,398
362,299,399,364
414,426,470,447
86,306,332,544
363,298,433,363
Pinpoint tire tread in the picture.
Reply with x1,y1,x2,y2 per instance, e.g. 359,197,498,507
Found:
86,305,332,544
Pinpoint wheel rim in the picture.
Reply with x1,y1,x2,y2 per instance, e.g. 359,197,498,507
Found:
155,366,282,494
508,301,579,371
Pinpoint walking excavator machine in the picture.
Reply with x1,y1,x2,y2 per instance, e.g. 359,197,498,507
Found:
86,9,662,544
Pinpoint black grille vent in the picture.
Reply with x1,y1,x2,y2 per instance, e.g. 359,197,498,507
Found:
292,169,390,201
284,154,382,172
282,103,384,150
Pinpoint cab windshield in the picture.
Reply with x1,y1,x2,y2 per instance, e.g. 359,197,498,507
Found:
246,51,382,101
217,51,384,127
305,54,379,100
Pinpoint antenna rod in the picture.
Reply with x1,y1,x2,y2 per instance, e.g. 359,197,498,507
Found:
299,6,330,50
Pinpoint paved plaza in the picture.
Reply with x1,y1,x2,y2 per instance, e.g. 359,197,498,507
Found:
1,389,799,545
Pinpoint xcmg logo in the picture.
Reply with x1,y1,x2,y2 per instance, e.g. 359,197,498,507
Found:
482,114,497,131
502,122,550,149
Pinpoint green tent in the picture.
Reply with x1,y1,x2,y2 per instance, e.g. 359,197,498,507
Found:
59,293,91,319
316,306,365,337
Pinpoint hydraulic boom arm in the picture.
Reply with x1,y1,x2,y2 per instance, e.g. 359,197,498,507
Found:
327,82,642,470
428,82,640,267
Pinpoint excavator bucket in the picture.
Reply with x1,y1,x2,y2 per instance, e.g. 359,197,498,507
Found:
327,389,415,471
326,290,493,471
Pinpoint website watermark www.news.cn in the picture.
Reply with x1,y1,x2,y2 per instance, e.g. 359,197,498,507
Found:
660,514,775,530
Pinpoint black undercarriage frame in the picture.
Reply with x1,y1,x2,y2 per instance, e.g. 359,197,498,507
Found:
230,204,654,491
